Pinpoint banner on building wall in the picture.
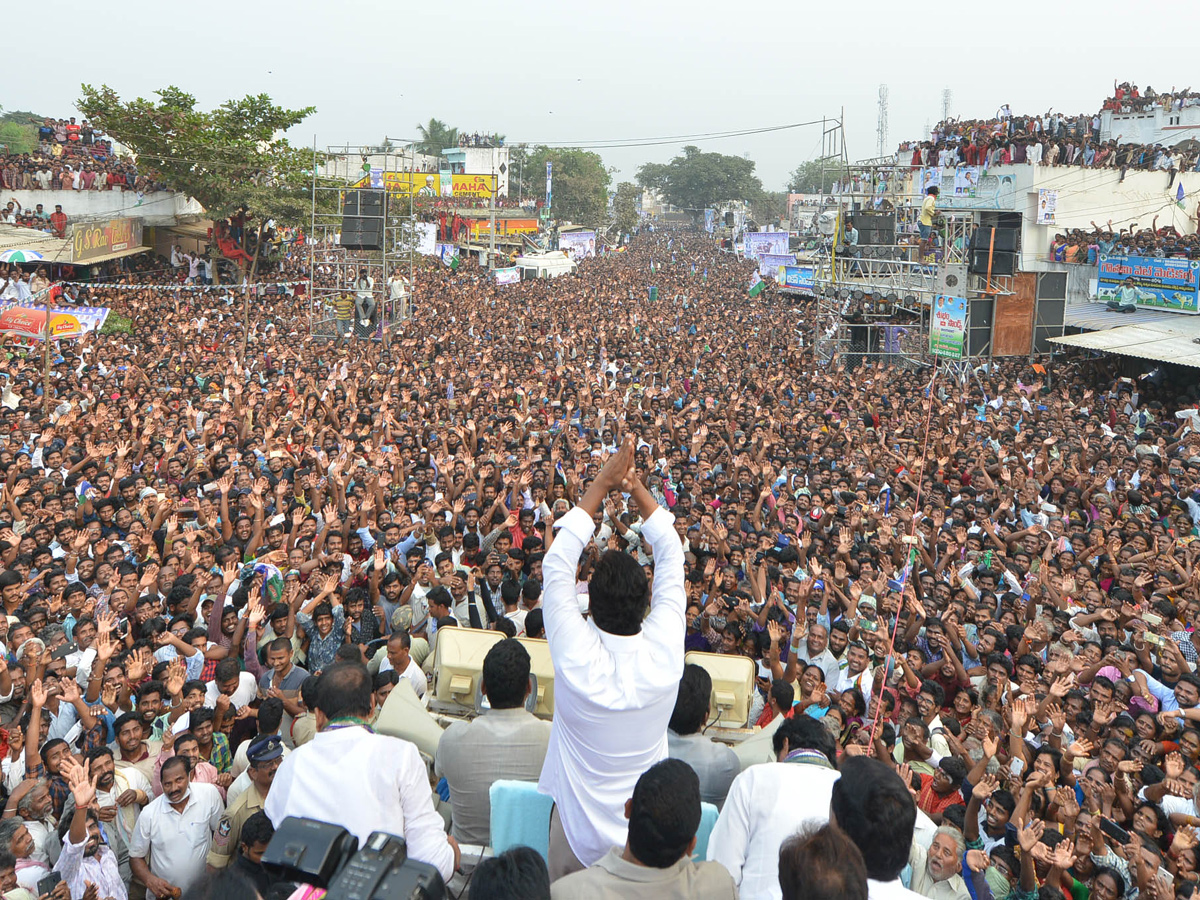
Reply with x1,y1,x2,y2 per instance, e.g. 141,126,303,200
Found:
1036,189,1058,225
930,294,967,359
1097,254,1200,314
953,166,980,198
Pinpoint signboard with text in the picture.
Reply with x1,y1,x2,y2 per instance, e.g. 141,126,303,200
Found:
930,294,967,359
72,218,143,264
781,265,815,291
1097,254,1200,314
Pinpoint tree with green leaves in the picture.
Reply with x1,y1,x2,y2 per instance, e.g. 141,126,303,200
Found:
612,182,639,236
77,85,318,282
635,145,763,214
415,119,459,157
523,146,610,226
0,108,39,155
787,157,841,194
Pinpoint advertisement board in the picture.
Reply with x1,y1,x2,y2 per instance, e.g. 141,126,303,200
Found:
351,172,498,198
494,267,521,285
930,294,967,359
1097,254,1200,314
467,218,540,237
72,218,143,263
559,231,597,261
0,303,110,340
782,265,815,291
743,232,789,259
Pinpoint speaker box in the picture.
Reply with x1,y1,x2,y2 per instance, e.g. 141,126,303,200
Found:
970,226,1018,253
853,212,895,246
724,211,735,226
969,248,1017,276
342,189,384,251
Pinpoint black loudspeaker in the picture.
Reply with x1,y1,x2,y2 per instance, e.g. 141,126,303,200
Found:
970,226,1018,253
969,248,1017,276
342,190,384,251
853,211,895,246
724,211,735,226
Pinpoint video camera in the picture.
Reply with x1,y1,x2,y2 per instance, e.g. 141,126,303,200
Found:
262,817,445,900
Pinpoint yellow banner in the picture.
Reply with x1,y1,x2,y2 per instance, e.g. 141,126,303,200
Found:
352,172,498,198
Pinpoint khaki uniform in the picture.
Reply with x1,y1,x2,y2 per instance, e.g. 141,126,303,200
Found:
206,784,266,868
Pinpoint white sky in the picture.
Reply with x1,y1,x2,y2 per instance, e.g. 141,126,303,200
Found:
9,0,1197,190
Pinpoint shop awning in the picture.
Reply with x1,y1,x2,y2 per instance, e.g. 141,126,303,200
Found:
1051,320,1200,367
74,244,150,265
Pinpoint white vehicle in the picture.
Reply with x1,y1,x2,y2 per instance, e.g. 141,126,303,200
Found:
515,251,577,280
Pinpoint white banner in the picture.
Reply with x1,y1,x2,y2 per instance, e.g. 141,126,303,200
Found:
559,231,597,261
743,232,789,259
1037,189,1058,225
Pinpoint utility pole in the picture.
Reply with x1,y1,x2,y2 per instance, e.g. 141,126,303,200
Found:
876,84,889,158
488,155,497,270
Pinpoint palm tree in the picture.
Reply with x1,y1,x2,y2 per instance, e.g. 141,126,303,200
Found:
415,118,458,157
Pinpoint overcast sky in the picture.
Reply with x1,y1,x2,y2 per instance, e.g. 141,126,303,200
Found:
10,0,1197,191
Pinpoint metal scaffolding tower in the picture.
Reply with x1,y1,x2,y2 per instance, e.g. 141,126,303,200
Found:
307,144,419,345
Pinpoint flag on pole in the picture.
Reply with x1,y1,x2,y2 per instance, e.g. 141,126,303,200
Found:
439,245,460,271
650,260,656,274
648,286,658,301
1178,183,1187,207
703,268,708,282
748,272,765,297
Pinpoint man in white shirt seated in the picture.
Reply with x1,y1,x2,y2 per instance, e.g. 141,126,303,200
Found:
666,665,739,809
377,631,426,699
707,716,841,900
539,437,686,880
264,662,456,882
434,639,551,845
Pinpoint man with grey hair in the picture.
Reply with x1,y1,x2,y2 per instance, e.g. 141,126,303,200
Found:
908,825,988,900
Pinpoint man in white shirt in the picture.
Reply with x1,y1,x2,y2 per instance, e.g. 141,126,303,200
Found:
539,437,686,879
128,756,225,899
265,663,456,882
377,631,426,698
707,717,841,900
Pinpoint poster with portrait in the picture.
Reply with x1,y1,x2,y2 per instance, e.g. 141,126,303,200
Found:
1036,189,1058,226
953,166,980,198
930,294,967,359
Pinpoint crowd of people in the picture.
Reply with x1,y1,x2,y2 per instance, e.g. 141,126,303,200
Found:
456,133,504,148
0,225,1200,900
1104,84,1200,115
1049,214,1200,264
1,200,69,237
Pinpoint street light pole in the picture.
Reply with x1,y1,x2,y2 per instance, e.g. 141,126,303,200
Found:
489,155,497,271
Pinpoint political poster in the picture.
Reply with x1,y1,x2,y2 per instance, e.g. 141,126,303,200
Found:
1096,254,1200,314
1036,189,1058,226
953,166,980,198
743,232,789,260
494,267,521,286
704,209,715,233
930,294,967,359
782,266,815,292
559,231,597,261
917,167,943,194
758,253,794,278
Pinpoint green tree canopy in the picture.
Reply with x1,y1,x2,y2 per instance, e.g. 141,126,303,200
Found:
523,146,610,226
787,156,841,194
77,85,317,240
635,145,763,212
415,118,459,157
612,181,639,235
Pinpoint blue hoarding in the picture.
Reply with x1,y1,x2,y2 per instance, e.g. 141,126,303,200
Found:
1097,254,1200,314
781,265,815,291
